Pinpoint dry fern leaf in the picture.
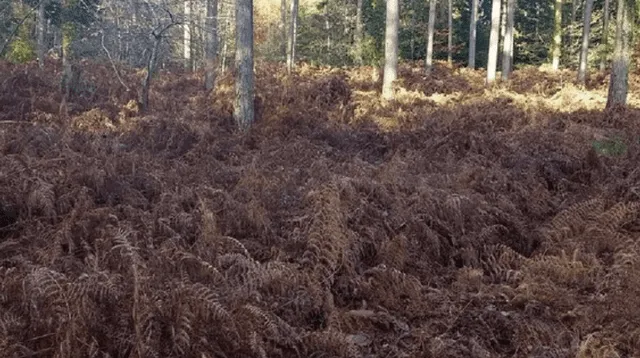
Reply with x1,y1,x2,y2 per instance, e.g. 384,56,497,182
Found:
543,198,606,241
171,304,194,356
480,244,525,284
594,201,640,232
218,235,251,258
361,264,422,303
303,329,362,358
173,249,225,284
179,282,231,324
302,184,350,284
26,179,56,218
249,330,268,358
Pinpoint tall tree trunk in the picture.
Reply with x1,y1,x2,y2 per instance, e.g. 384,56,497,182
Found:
570,0,578,44
184,0,192,70
220,0,232,73
425,0,436,73
37,0,47,68
606,0,630,108
565,0,578,64
281,0,287,59
204,0,219,91
600,0,610,70
468,0,478,68
286,0,299,73
140,19,179,113
234,0,255,128
325,4,331,50
551,0,562,70
410,0,416,60
499,0,506,67
577,0,594,85
355,0,363,64
501,0,515,80
141,36,161,113
486,0,502,84
61,22,75,100
382,0,399,99
447,0,453,64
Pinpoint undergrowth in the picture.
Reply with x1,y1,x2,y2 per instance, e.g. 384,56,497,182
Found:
1,59,640,357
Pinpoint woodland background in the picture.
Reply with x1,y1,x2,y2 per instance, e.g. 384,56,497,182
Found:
2,0,640,357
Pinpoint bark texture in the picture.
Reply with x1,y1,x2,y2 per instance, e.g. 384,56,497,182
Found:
382,0,399,99
486,0,502,84
234,0,255,128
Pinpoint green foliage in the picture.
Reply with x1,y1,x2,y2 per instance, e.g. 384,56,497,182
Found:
297,2,356,66
6,38,36,63
592,137,627,157
360,34,383,66
4,2,36,63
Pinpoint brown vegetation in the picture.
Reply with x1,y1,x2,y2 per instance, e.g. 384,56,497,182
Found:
1,59,640,357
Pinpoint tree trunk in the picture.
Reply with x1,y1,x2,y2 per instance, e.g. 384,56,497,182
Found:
501,0,515,80
220,0,232,73
447,0,453,64
551,0,562,70
410,0,416,60
600,0,610,70
325,4,331,50
141,36,161,113
425,0,436,73
281,0,287,59
577,0,594,85
355,0,363,64
499,0,506,67
61,22,75,101
37,0,47,68
468,0,478,68
234,0,255,129
184,0,192,71
486,0,502,84
204,0,219,91
382,0,399,99
286,0,299,73
606,0,630,108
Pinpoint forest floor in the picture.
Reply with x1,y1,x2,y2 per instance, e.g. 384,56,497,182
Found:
1,59,640,358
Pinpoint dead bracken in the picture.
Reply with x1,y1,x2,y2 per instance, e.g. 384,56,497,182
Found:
1,59,640,357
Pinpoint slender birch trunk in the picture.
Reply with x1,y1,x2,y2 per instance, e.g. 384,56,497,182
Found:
468,0,478,68
425,0,437,73
382,0,399,99
234,0,255,128
577,0,594,85
486,0,502,84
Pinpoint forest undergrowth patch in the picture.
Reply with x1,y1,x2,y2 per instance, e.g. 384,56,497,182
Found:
1,60,640,357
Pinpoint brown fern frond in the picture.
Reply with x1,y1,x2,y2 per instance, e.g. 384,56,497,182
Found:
218,235,251,257
243,304,282,339
171,303,194,356
301,184,352,285
249,331,268,358
359,264,423,309
198,202,219,241
475,225,509,245
173,249,225,284
594,201,640,232
480,243,525,284
26,179,56,218
543,198,605,241
303,329,361,358
179,282,231,323
378,234,408,270
71,270,124,303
